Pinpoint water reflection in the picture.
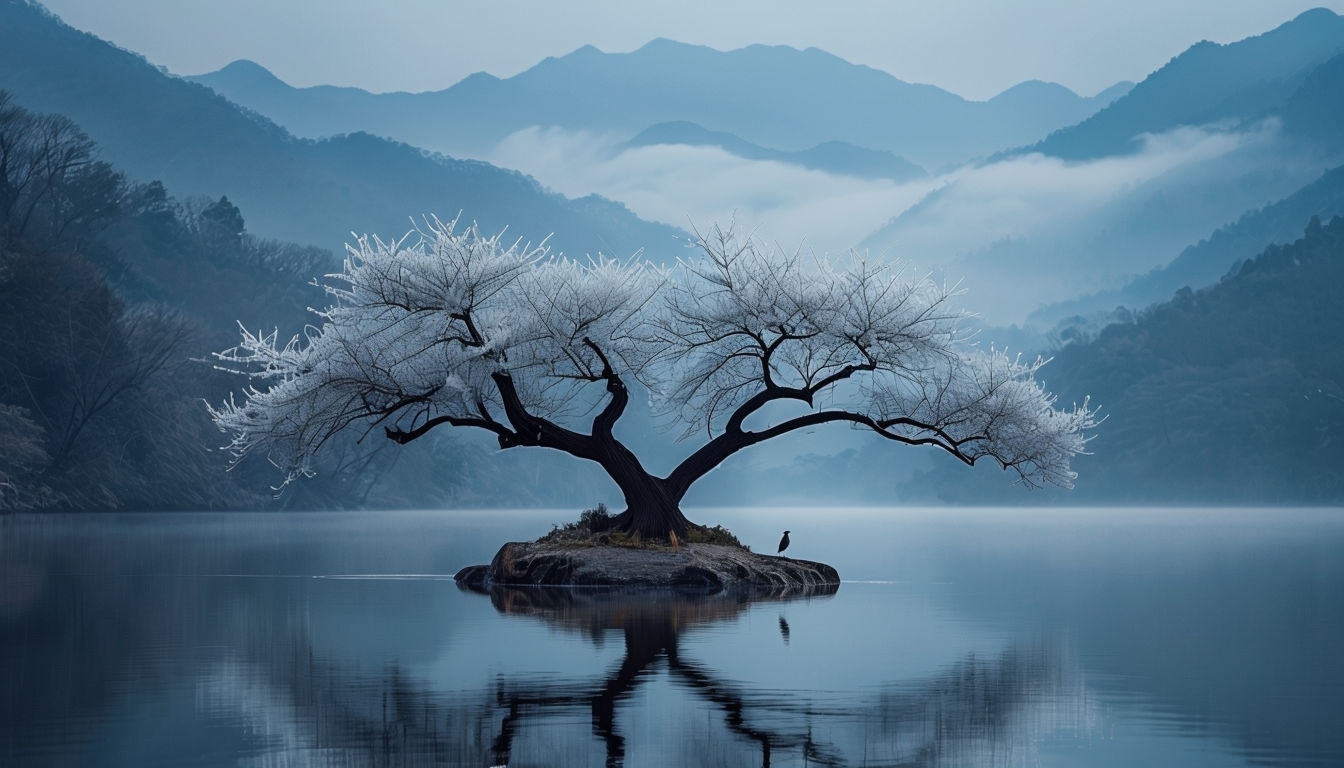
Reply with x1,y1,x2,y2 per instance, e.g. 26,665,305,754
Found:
6,509,1339,767
481,584,844,767
188,582,1095,767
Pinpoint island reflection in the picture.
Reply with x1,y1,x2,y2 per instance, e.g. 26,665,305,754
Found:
198,583,1091,767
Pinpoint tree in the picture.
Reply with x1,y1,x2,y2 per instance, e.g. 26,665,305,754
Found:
0,91,114,250
0,403,53,511
196,195,245,257
210,217,1097,538
0,246,185,497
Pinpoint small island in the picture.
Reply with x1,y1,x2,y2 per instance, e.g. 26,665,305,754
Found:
455,506,839,591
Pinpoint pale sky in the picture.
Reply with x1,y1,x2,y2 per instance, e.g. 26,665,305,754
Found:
35,0,1344,100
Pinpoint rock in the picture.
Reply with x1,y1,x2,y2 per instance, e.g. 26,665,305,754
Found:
457,540,839,592
453,564,490,590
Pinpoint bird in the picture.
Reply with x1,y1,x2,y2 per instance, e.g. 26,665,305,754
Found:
777,530,791,557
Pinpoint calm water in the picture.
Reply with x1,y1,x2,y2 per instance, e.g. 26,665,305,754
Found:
2,507,1342,767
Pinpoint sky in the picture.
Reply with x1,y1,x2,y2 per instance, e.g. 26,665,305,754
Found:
35,0,1344,100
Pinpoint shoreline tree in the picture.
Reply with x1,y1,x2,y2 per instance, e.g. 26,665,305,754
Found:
210,217,1097,539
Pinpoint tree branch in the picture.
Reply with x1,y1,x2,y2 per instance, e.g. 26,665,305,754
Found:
584,336,629,439
490,371,599,459
384,414,510,444
666,408,982,501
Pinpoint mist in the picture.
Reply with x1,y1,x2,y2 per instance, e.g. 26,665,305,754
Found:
489,119,1319,326
869,119,1314,322
487,126,937,257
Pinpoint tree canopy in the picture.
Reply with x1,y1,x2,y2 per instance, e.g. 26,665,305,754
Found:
211,216,1097,537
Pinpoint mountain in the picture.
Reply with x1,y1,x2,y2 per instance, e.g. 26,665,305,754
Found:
855,134,1328,324
857,9,1344,325
1281,51,1344,153
189,40,1131,170
1047,214,1344,503
907,215,1344,504
1023,8,1344,160
0,0,685,259
1031,162,1344,326
622,121,927,182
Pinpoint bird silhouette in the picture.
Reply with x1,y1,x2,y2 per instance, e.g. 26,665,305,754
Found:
777,530,791,557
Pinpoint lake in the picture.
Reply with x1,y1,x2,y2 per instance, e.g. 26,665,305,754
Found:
2,506,1341,767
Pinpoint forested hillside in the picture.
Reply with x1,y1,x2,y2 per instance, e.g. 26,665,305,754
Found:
1055,215,1344,501
917,215,1344,504
0,93,646,512
0,93,371,510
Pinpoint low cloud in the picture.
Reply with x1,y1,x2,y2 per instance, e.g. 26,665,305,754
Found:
869,122,1280,265
489,120,1313,324
869,120,1314,322
486,127,935,256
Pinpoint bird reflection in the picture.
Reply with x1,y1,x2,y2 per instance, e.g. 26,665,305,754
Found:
779,614,791,644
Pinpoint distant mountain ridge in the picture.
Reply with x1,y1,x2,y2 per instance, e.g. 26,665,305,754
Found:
622,121,927,182
1281,50,1344,153
189,40,1132,169
1021,7,1344,160
0,0,685,259
858,7,1344,324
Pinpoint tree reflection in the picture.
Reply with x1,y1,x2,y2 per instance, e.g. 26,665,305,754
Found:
481,584,846,767
194,583,1088,768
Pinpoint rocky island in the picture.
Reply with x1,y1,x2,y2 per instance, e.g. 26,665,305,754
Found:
454,509,840,592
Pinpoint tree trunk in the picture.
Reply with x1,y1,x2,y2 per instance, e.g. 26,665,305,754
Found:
610,487,692,541
486,370,693,540
599,441,692,540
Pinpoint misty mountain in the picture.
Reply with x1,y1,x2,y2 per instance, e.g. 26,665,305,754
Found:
906,215,1344,505
623,121,927,182
1281,50,1344,154
189,40,1131,170
0,0,685,259
857,9,1344,325
1032,162,1344,326
1022,8,1344,161
1052,215,1344,503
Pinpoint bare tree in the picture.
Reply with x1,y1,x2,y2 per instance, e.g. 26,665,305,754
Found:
211,216,1097,537
0,248,187,477
0,91,110,249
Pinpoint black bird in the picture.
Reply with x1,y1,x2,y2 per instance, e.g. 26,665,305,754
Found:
777,530,791,556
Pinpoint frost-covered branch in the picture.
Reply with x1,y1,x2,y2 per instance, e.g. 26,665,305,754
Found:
656,227,1096,496
867,349,1098,487
208,215,660,487
209,216,1097,512
652,225,966,433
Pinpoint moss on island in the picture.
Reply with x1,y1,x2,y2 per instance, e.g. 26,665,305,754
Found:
536,504,744,549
